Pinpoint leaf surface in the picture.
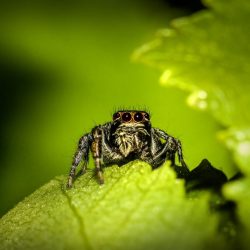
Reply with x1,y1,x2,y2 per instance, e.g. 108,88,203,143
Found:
0,161,225,250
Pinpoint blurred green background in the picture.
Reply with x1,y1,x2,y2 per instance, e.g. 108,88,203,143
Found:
0,0,234,216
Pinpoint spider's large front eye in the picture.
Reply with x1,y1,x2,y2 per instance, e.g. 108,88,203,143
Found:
134,112,143,122
113,112,120,120
122,112,132,122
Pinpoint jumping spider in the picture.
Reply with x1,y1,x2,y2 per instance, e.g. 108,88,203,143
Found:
67,110,188,188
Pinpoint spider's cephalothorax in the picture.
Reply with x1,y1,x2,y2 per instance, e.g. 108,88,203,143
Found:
67,110,187,187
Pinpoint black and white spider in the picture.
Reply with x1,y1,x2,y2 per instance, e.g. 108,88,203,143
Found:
67,110,188,187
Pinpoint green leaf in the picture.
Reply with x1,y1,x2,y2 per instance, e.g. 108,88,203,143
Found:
0,161,227,250
133,0,250,175
133,0,250,247
223,178,250,250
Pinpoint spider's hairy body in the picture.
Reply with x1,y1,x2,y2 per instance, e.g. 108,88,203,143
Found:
113,123,150,157
67,110,188,187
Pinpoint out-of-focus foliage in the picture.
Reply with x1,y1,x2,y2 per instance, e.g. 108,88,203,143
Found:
133,0,250,174
223,178,250,250
0,0,232,216
133,0,250,247
0,161,228,250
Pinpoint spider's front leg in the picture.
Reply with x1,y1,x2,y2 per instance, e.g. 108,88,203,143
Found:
152,128,188,169
175,138,188,169
67,133,92,188
92,124,125,184
91,127,105,184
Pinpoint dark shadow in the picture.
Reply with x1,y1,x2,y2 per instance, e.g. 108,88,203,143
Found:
164,0,206,12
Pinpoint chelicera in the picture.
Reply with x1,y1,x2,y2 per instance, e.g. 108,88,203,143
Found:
67,110,187,187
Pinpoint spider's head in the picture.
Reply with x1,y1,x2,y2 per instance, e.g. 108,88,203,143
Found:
112,110,150,125
112,110,151,157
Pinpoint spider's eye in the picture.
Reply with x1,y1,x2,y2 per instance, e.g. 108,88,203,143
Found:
113,112,120,120
134,112,143,122
122,112,132,122
144,113,150,120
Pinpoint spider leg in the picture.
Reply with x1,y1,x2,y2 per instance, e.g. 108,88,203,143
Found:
175,138,188,169
101,129,124,163
153,128,187,168
92,127,104,184
151,136,173,165
67,133,92,188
